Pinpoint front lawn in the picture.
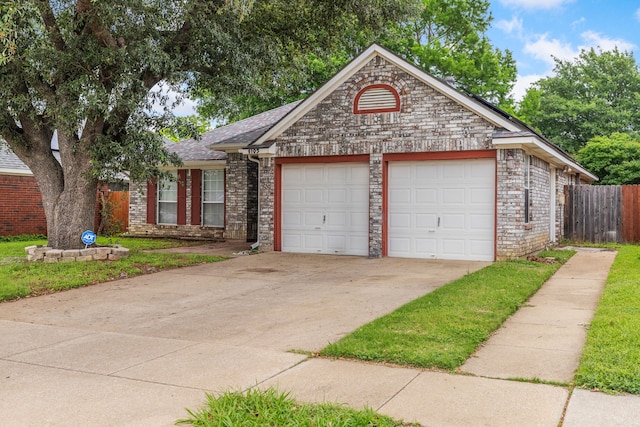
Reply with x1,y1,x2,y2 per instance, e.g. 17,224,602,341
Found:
321,250,575,370
575,245,640,394
0,236,225,302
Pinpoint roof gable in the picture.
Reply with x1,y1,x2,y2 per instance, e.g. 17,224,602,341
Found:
249,44,520,148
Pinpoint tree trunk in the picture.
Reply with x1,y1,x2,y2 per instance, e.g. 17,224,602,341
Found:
43,172,98,250
11,126,99,250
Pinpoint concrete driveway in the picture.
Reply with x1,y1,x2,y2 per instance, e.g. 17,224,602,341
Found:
0,252,487,426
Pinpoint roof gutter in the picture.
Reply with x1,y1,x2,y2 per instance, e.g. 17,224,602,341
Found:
492,135,598,182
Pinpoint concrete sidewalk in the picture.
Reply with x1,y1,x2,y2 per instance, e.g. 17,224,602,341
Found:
1,248,639,426
260,249,640,427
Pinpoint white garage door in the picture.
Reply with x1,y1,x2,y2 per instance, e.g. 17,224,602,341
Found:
281,163,369,255
388,159,494,261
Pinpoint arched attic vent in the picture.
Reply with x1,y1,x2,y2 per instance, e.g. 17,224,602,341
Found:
354,84,400,114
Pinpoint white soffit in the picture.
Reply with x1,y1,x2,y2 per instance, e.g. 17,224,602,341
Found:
493,136,597,181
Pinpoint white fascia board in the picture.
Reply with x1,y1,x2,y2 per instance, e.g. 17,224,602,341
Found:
238,147,275,157
159,160,226,171
0,168,33,176
493,136,598,181
252,44,521,147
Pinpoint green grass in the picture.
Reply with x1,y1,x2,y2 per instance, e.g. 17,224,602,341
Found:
0,236,225,302
177,388,414,427
575,245,640,394
320,250,575,370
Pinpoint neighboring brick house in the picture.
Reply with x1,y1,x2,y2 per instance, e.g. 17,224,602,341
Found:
130,44,596,260
0,142,48,236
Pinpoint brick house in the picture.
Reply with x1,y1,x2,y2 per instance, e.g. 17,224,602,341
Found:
0,142,48,236
129,44,596,260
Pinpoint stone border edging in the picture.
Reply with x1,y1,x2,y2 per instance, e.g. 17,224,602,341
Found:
24,245,130,262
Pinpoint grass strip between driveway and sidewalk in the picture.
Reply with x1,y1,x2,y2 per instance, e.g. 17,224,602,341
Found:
177,387,415,427
321,249,575,371
575,245,640,394
0,236,225,302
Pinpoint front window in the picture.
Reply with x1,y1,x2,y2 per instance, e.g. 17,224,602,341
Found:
202,169,224,226
157,171,178,224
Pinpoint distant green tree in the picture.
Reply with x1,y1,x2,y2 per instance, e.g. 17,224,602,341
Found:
522,48,640,153
160,116,211,142
384,0,517,108
576,133,640,184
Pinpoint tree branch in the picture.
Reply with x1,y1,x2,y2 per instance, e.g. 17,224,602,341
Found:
34,0,65,51
76,0,118,47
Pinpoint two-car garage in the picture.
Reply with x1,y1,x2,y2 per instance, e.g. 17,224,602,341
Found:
277,155,495,261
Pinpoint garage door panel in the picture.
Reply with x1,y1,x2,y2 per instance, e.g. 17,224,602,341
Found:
416,213,437,228
442,239,466,257
443,214,466,230
389,237,411,255
415,238,437,254
304,167,324,181
304,212,324,227
416,189,437,204
442,189,465,204
471,188,493,203
305,189,323,204
327,188,346,203
388,159,494,261
471,214,493,230
389,213,411,229
282,189,302,203
282,212,301,226
326,211,346,227
415,164,437,179
282,163,369,256
470,239,493,257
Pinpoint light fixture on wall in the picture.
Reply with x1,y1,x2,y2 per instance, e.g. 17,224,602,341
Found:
506,150,515,170
563,165,572,173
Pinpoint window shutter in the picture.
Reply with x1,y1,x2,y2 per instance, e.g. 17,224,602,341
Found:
191,169,202,226
177,169,187,225
146,178,157,224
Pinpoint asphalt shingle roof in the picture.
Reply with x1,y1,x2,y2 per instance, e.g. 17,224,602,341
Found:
169,101,301,160
0,141,30,172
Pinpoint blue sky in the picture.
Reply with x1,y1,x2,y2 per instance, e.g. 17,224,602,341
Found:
486,0,640,100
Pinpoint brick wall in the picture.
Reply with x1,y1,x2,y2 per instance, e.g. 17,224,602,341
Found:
0,175,47,236
225,153,258,241
259,56,495,256
128,173,224,240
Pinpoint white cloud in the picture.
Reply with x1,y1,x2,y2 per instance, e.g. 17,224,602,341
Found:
511,73,546,102
524,34,576,66
579,31,636,53
571,17,585,29
498,0,574,10
495,16,523,35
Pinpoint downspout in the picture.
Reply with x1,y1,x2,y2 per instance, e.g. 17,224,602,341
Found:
247,155,260,250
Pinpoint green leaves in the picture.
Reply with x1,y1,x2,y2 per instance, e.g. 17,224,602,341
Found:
576,133,640,185
383,0,517,107
520,48,640,153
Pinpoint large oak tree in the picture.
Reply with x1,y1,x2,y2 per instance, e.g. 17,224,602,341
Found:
0,0,412,249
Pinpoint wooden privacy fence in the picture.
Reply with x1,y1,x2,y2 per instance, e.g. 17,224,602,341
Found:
96,190,129,234
564,185,640,243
